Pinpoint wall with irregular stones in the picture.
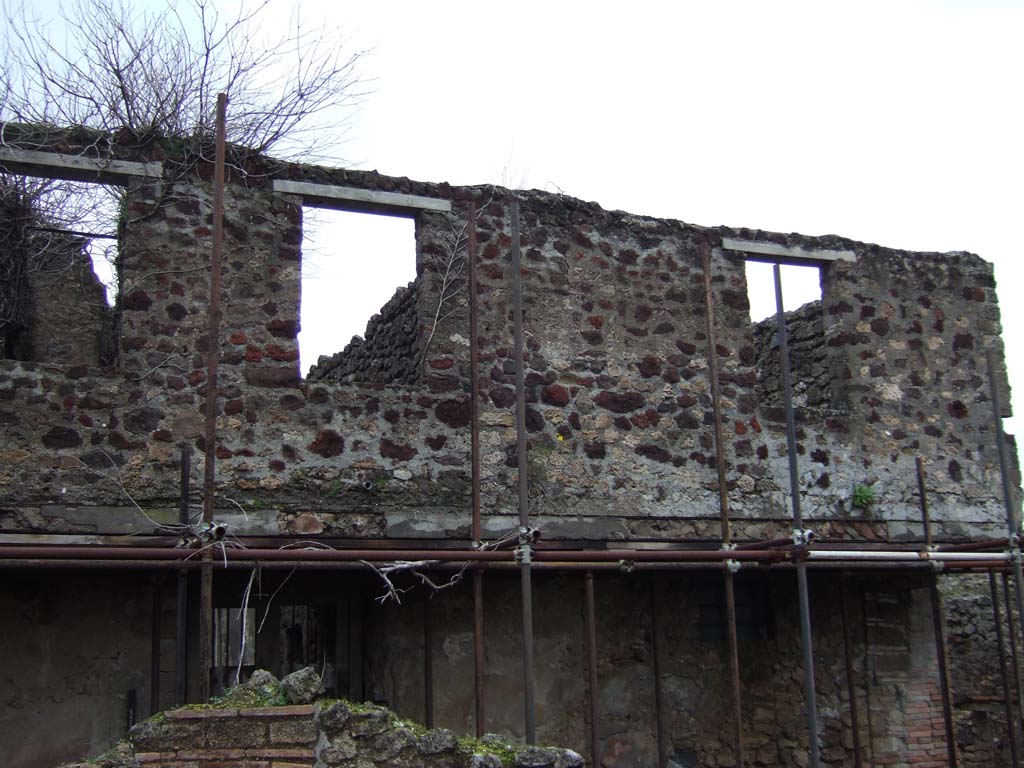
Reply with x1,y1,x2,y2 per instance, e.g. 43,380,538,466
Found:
0,573,154,768
942,574,1018,767
0,142,1016,544
754,300,835,414
60,686,583,768
0,136,1020,768
363,572,954,768
308,280,422,384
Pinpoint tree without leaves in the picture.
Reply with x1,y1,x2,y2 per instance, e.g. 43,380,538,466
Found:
0,0,368,361
0,0,367,160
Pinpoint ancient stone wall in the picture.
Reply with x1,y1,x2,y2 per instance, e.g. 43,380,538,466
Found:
1,146,1016,544
753,300,836,415
365,572,951,768
308,279,422,384
62,681,583,768
0,574,154,768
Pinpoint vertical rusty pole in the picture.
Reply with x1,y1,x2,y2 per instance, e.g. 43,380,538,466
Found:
772,263,820,768
585,572,600,768
468,203,487,736
650,579,665,768
1003,573,1024,736
990,573,1021,765
199,92,228,703
150,577,162,714
839,576,864,768
861,590,877,766
175,446,190,705
702,243,745,767
987,351,1024,655
424,596,434,728
918,458,959,767
473,570,486,736
511,199,537,744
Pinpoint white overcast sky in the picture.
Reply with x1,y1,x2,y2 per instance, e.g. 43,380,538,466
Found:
296,0,1024,436
13,0,1024,437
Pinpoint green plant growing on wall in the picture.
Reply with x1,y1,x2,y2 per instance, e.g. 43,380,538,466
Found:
851,483,876,511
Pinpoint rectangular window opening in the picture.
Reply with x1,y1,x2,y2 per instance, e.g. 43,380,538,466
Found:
0,174,120,364
299,208,418,384
744,261,822,323
746,261,831,415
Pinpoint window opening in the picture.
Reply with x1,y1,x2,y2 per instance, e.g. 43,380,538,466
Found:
0,174,119,363
744,261,822,322
299,208,417,382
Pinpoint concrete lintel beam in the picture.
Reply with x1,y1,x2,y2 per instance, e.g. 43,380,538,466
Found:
722,237,856,265
272,179,452,217
0,147,163,184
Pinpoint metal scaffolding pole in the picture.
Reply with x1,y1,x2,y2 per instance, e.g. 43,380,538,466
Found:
772,263,820,768
198,92,228,703
839,576,864,768
917,458,959,767
702,243,745,767
987,351,1024,663
511,199,537,744
175,446,190,706
990,573,1021,765
1005,572,1024,739
468,202,487,738
585,572,600,768
650,579,666,768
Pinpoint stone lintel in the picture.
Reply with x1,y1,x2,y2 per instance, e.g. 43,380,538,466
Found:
722,237,856,264
272,179,452,217
0,147,163,184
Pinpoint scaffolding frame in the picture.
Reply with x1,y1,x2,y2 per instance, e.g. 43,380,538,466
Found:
1,97,1022,767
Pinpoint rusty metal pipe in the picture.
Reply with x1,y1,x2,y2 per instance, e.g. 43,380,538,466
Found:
839,576,863,768
511,199,537,745
1004,573,1024,738
585,572,600,768
773,263,820,767
151,578,162,715
937,538,1010,552
987,350,1024,675
198,92,228,703
175,446,190,707
734,537,795,551
990,573,1021,765
469,204,481,544
723,570,745,767
650,578,665,768
424,595,434,728
473,569,486,737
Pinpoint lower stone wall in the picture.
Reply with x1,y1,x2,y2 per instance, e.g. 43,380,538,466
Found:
129,704,316,768
367,572,949,768
307,280,421,384
944,574,1017,767
66,678,583,768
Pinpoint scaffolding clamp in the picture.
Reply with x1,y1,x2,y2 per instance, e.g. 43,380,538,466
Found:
725,559,741,574
1009,547,1022,565
931,560,945,572
792,529,814,547
618,559,635,574
515,542,533,565
720,542,737,551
